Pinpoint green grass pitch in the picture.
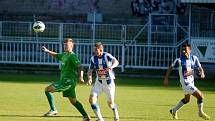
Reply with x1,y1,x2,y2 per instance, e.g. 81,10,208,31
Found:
0,74,214,121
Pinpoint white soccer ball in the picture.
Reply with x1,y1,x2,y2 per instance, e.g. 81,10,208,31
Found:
33,21,45,32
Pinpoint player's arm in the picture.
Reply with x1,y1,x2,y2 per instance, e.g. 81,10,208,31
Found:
106,54,119,71
110,57,119,69
87,58,94,85
78,64,85,84
41,46,57,58
163,65,173,86
198,66,205,79
195,56,205,79
87,69,93,85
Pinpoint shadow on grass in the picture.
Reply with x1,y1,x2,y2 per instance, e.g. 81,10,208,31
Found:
0,114,43,118
0,114,169,120
0,114,82,119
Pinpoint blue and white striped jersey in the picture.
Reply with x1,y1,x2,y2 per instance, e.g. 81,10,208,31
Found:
172,55,201,86
89,52,116,80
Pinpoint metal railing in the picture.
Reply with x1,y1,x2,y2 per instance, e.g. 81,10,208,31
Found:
0,39,179,72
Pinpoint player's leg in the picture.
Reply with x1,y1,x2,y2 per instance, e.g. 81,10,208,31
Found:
44,84,58,116
107,101,119,121
89,81,104,121
170,94,191,119
68,97,90,121
105,80,119,121
192,89,210,120
63,79,90,120
44,78,73,116
89,95,105,121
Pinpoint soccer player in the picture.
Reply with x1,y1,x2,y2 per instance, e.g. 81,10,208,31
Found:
163,43,210,120
41,38,90,121
87,42,119,121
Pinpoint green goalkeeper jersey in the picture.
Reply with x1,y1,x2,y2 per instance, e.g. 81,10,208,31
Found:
56,52,80,81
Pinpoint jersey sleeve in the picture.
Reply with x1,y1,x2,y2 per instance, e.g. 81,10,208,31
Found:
56,53,63,61
193,55,201,68
105,53,115,62
89,56,94,69
171,58,179,68
70,54,81,67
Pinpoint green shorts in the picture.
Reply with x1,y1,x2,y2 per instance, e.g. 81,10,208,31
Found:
51,77,77,98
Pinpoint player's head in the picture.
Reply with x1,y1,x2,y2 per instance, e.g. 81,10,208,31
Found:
182,43,191,59
94,42,104,57
63,38,74,52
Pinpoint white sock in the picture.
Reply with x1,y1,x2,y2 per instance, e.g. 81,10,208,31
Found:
91,104,103,120
112,104,119,120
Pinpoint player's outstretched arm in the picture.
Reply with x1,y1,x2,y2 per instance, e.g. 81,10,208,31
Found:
87,69,93,85
41,46,57,58
163,66,173,87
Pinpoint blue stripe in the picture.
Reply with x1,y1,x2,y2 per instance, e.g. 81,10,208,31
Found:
94,56,99,69
180,57,186,78
91,104,98,109
106,79,111,84
102,53,107,68
102,53,110,78
98,79,112,84
106,55,112,61
90,59,94,69
173,60,179,68
197,99,203,104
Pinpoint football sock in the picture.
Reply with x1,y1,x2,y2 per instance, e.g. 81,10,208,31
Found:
45,91,56,111
73,101,88,118
112,104,119,119
91,103,103,120
197,99,203,113
173,98,187,112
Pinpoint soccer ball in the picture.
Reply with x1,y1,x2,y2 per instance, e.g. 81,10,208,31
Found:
33,21,45,32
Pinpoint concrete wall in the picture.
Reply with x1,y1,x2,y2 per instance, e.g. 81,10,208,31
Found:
0,0,132,16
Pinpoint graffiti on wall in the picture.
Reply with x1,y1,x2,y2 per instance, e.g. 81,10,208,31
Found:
131,0,186,16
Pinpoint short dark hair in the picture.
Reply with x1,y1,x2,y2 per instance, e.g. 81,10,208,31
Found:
64,38,74,43
182,43,191,49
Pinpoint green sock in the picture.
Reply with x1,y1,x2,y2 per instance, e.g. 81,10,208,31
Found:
45,91,56,111
73,101,88,118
